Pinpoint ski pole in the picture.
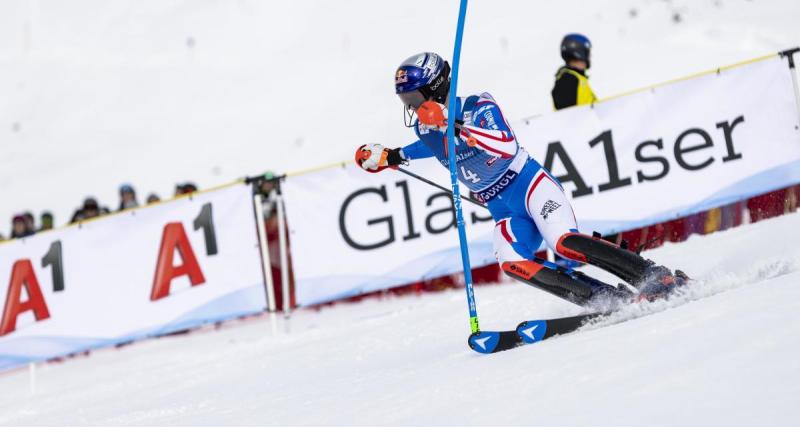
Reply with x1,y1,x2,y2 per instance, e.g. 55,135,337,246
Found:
396,167,487,209
446,0,480,334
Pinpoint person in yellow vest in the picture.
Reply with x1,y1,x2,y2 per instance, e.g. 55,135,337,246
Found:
550,33,606,258
551,33,597,110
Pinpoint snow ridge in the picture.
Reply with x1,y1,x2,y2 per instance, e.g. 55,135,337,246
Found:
584,253,800,331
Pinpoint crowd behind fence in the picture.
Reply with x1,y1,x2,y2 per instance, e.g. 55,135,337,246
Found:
1,182,198,242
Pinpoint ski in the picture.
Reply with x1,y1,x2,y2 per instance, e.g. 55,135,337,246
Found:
467,273,694,354
467,256,692,354
467,312,606,354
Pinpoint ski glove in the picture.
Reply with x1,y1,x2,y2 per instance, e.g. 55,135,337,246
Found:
355,144,406,173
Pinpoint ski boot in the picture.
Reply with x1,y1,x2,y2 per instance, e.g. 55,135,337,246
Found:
635,265,690,302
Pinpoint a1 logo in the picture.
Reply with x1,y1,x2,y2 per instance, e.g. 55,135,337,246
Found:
0,241,64,336
150,203,218,301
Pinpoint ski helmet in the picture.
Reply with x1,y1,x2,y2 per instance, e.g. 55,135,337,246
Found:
394,52,450,109
560,33,592,68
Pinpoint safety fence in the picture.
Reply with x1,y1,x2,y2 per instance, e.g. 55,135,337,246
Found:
1,50,799,372
0,184,266,371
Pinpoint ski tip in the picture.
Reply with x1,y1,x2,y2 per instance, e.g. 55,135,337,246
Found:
468,331,501,354
468,330,523,354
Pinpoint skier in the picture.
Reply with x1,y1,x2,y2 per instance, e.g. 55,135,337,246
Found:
354,52,687,306
551,33,597,110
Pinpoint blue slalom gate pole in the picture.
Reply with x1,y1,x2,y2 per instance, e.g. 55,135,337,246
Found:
446,0,480,334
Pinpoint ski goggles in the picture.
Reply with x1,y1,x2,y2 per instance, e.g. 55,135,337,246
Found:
397,89,428,110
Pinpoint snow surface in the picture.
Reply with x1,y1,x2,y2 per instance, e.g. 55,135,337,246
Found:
0,212,797,426
1,2,799,424
2,0,799,229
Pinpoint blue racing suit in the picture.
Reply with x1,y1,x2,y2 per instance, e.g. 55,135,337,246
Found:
401,93,579,263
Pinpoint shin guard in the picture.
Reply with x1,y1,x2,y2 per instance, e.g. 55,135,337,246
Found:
502,259,629,307
556,233,652,285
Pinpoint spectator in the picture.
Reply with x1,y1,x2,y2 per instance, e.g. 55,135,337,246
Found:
40,212,54,231
11,215,32,239
551,33,597,110
146,193,161,204
22,211,36,235
118,184,139,211
182,182,198,194
70,197,110,223
175,182,198,196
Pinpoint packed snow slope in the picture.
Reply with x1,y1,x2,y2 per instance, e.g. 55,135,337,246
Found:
0,214,798,426
1,0,799,227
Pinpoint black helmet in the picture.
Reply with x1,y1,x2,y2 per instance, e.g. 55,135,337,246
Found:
561,33,592,68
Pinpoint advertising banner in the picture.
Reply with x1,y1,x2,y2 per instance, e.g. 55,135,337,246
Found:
517,55,800,233
284,162,497,306
0,183,265,371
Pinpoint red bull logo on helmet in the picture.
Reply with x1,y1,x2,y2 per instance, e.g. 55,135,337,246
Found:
395,69,408,85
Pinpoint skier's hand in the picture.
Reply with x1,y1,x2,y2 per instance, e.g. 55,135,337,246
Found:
355,144,393,173
417,101,447,128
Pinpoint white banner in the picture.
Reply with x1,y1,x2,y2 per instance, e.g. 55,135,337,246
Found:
284,162,497,306
518,55,800,233
284,54,800,307
0,183,265,371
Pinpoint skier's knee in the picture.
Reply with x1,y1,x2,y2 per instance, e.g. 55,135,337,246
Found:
494,244,526,265
493,219,527,264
